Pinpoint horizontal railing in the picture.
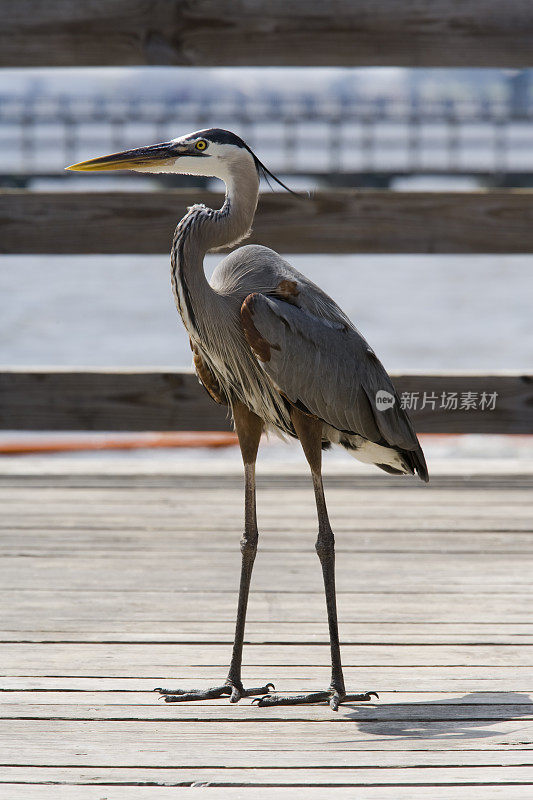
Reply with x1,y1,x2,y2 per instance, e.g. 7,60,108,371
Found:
3,98,532,181
1,1,532,67
2,190,533,254
0,370,531,434
3,97,528,122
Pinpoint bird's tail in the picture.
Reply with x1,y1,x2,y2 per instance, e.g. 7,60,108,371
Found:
402,445,429,483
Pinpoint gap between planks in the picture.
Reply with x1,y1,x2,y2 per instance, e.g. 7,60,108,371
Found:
2,764,533,787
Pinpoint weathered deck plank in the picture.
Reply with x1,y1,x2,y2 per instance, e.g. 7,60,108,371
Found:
3,627,533,644
0,471,532,794
2,701,532,721
1,552,531,593
3,642,533,671
2,764,533,786
2,590,532,625
1,668,531,692
2,717,533,752
2,0,533,68
2,785,533,799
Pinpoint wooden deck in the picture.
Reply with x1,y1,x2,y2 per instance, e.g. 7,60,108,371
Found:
1,466,532,798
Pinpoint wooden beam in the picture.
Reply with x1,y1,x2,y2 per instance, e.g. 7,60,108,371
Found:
0,370,229,433
0,370,531,433
2,190,533,254
1,1,533,67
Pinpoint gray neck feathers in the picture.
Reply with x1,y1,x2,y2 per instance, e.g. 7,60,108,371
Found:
171,155,260,338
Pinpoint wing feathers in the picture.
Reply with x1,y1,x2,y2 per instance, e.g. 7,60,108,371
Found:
241,292,422,455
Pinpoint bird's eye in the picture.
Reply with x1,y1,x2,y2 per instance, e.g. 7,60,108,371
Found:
195,140,208,151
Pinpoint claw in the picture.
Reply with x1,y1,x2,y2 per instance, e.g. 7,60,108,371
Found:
344,690,380,703
359,691,379,701
251,694,270,705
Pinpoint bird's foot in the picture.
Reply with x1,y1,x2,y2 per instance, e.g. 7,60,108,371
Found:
155,681,275,704
252,688,378,711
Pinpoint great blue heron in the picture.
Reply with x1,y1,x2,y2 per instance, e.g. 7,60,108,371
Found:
67,128,428,711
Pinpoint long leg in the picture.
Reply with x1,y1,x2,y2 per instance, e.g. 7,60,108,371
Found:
225,401,268,701
294,409,345,707
156,401,273,703
254,407,377,711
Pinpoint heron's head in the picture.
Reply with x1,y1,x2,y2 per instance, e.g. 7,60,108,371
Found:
66,127,295,193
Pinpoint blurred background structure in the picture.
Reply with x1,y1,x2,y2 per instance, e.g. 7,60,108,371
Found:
1,66,532,382
2,67,533,190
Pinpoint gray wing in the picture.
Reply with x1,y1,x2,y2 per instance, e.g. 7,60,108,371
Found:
241,292,420,452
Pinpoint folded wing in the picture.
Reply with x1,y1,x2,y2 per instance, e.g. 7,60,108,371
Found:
240,292,422,455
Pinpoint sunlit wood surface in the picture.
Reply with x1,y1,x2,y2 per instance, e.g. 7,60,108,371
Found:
1,468,532,798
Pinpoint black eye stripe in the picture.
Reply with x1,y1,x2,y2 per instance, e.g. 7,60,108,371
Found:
192,129,247,148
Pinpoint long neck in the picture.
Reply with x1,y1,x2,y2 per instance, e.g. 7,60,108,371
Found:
171,159,260,339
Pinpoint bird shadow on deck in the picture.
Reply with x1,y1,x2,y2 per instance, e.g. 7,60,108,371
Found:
337,692,533,741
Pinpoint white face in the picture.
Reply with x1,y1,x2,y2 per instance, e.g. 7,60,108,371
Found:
67,129,257,185
148,133,258,187
149,132,251,177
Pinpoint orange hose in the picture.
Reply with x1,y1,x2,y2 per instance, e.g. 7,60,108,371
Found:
0,431,239,455
1,432,529,456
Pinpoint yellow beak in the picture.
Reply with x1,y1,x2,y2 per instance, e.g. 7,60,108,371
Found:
66,141,177,172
